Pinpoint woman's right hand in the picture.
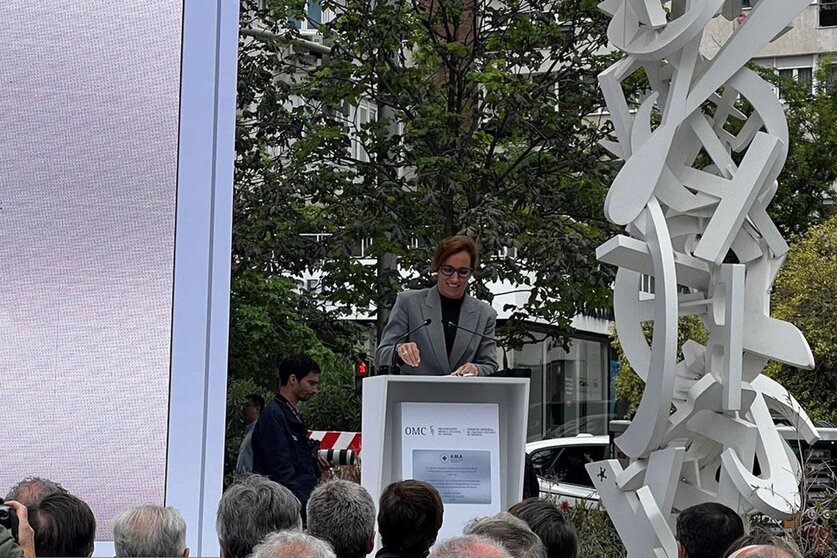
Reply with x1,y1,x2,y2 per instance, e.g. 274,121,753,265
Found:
396,342,421,367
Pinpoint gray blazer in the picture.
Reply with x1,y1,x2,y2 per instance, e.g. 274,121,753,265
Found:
375,287,498,376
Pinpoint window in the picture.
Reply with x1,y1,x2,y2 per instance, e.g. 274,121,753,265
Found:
530,445,608,487
290,0,324,31
350,101,378,162
777,67,813,98
827,65,837,89
821,0,837,27
348,237,374,257
640,274,655,294
494,246,518,259
796,67,813,90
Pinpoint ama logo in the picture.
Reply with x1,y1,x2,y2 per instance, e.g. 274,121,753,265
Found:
440,453,464,463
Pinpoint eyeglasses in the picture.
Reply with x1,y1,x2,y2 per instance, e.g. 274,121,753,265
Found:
439,264,473,278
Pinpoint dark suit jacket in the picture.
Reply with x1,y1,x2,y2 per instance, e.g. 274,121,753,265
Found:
375,287,498,376
251,396,319,511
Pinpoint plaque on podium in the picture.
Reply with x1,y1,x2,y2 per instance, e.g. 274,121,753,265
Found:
361,375,529,546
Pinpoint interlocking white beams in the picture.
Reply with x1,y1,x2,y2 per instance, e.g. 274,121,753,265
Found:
592,1,820,556
586,460,678,558
743,253,814,369
612,200,678,460
751,374,818,444
721,394,803,517
692,133,783,265
714,264,745,411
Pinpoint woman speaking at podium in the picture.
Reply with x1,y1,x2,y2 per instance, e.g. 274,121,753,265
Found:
375,235,498,376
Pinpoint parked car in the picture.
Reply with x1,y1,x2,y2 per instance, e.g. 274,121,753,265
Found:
525,434,609,506
528,425,837,510
542,414,610,439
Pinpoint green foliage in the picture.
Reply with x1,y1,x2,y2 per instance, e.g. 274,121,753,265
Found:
757,62,837,237
767,215,837,424
226,271,362,473
236,0,620,346
224,377,274,472
229,270,324,385
612,315,709,418
560,502,625,558
299,352,361,432
612,324,645,418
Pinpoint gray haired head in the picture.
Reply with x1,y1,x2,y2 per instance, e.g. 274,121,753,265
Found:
307,480,375,558
113,505,188,557
429,535,512,558
5,477,68,508
216,474,302,558
250,530,336,558
463,512,546,558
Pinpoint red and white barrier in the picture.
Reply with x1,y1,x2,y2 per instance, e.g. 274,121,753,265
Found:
308,430,362,454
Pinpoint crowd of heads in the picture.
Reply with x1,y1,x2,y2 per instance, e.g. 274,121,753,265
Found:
0,474,816,558
0,474,580,558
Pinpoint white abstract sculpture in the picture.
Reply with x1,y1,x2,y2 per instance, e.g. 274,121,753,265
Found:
587,1,820,556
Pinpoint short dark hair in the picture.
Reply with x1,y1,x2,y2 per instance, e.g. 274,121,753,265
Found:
676,503,744,558
245,393,265,412
377,480,443,557
431,236,478,272
509,498,577,558
30,492,96,557
278,354,321,387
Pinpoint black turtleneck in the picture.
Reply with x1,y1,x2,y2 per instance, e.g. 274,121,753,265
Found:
440,293,464,357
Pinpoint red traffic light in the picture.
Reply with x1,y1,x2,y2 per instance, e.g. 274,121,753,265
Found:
355,356,369,377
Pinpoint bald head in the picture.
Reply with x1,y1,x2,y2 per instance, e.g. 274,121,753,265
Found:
429,535,512,558
728,545,798,558
250,531,335,558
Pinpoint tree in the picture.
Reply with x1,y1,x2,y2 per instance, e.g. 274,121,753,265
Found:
760,62,837,237
235,0,619,346
225,271,361,474
767,215,837,424
228,270,362,383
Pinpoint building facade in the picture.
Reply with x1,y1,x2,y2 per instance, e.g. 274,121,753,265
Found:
703,2,837,83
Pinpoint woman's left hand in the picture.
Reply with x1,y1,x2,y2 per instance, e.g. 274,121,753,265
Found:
451,363,478,376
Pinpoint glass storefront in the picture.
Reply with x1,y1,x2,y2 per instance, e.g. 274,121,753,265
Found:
510,333,614,441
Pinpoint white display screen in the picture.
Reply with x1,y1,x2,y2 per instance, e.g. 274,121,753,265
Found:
0,1,183,539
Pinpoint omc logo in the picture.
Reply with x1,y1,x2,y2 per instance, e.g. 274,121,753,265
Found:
404,426,428,436
404,425,436,436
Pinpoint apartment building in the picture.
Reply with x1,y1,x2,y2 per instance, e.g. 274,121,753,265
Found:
703,1,837,85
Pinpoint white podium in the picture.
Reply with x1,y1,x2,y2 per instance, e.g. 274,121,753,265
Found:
361,375,530,545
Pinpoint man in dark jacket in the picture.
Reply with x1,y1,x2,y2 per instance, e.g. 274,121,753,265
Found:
252,354,322,522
